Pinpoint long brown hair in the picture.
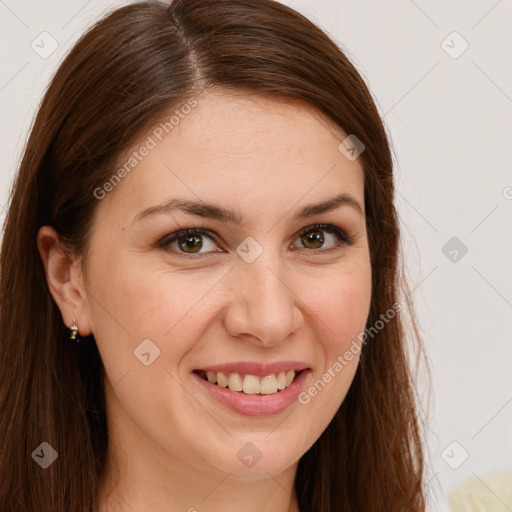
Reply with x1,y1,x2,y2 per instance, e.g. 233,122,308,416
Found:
0,1,427,510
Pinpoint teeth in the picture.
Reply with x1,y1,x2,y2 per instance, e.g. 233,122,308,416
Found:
242,375,260,394
260,374,278,394
217,371,229,388
276,371,286,390
199,369,299,395
228,373,243,392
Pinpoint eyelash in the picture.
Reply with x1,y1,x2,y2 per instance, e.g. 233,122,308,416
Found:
158,223,354,259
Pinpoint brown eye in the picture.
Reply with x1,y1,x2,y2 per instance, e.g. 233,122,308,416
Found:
160,228,219,256
300,229,325,249
177,234,203,253
293,224,352,252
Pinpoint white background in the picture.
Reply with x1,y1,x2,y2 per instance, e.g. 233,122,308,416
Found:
1,1,511,510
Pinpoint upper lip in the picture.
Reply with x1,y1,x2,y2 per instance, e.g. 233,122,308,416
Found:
194,361,309,377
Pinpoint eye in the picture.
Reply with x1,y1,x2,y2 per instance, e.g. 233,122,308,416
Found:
159,224,353,258
159,228,220,257
291,224,353,253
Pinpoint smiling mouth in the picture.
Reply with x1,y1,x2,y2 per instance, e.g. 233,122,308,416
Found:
193,369,303,395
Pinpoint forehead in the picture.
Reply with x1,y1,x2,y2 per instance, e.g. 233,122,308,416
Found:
96,90,365,224
173,91,348,165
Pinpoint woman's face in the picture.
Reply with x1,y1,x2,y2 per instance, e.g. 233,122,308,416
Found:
77,91,371,481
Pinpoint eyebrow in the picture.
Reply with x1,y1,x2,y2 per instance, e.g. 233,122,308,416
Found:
132,192,364,225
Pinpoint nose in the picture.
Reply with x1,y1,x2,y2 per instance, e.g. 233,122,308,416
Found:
223,255,304,347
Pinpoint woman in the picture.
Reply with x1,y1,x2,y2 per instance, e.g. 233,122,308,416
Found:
0,1,427,510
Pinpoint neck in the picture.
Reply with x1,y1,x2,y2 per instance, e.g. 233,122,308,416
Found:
99,454,301,512
98,403,301,512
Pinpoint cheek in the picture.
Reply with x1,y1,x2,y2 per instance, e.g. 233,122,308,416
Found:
285,261,371,441
302,260,372,350
86,247,229,366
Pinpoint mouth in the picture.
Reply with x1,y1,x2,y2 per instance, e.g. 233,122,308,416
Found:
191,361,311,416
193,368,304,396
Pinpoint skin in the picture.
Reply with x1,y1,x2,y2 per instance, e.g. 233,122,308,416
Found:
37,89,372,512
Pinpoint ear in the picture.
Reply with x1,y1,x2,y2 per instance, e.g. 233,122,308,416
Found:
36,225,93,337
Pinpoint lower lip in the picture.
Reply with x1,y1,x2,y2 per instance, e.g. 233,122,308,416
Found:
192,369,310,416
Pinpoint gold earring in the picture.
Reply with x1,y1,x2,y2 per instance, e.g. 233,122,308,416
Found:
69,318,79,341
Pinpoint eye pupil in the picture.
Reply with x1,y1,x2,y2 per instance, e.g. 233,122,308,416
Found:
301,230,324,249
179,235,203,253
